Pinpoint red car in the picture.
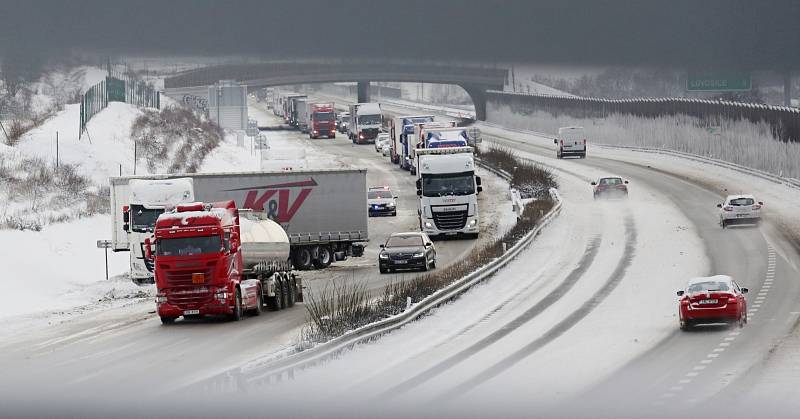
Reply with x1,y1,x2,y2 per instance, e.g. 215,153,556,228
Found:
677,275,748,330
591,176,629,199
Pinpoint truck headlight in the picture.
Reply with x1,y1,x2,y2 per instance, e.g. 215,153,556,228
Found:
156,293,167,304
214,291,229,301
379,253,389,259
424,221,433,229
469,219,478,227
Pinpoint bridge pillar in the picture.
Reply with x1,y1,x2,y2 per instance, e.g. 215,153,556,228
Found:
459,84,491,121
357,81,370,103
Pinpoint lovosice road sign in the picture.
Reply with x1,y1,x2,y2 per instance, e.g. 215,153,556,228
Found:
687,72,752,92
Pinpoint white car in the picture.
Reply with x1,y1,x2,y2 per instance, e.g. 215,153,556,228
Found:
367,186,397,216
554,126,586,159
381,141,392,157
718,194,763,228
374,133,390,152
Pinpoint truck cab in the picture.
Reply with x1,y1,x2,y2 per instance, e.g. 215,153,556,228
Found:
119,178,194,284
308,102,336,139
349,102,382,144
415,147,481,239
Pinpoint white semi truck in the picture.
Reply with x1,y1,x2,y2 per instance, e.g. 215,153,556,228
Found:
414,146,482,239
348,102,382,144
112,178,195,284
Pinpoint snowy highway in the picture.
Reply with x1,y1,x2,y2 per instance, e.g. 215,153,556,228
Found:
0,99,513,401
177,100,800,418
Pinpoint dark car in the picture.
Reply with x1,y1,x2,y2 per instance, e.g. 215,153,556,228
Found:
591,176,629,199
378,232,436,274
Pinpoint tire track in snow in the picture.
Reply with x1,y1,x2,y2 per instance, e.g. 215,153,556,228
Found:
438,214,637,399
381,236,603,397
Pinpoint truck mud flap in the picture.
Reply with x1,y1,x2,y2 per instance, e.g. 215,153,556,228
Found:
334,251,347,261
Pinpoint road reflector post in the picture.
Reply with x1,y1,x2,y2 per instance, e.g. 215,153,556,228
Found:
96,240,112,280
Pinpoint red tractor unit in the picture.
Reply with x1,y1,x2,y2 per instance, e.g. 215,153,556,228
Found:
145,201,300,325
308,102,336,139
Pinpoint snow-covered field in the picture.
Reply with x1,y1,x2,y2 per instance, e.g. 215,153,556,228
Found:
487,103,800,179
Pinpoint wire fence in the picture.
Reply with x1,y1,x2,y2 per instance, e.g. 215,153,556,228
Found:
79,70,160,139
487,91,800,143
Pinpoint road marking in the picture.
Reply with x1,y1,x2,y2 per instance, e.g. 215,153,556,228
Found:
661,393,675,399
700,359,713,364
707,353,720,358
693,365,707,371
679,379,692,384
714,348,726,352
724,337,736,341
719,342,731,347
686,372,699,377
670,386,684,391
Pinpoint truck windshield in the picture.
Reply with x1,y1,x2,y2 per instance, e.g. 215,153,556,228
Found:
156,236,222,257
313,112,334,121
130,205,163,233
422,172,475,197
358,114,382,125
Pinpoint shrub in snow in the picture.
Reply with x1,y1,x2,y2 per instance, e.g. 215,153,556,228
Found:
130,106,223,174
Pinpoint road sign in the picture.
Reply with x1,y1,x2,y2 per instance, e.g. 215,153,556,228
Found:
96,239,113,249
687,72,751,92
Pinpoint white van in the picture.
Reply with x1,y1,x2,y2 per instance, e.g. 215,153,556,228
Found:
554,126,587,158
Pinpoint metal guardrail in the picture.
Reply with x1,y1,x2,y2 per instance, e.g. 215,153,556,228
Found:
182,167,562,394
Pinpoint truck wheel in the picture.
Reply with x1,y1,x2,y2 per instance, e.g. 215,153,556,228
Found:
293,247,314,270
253,287,264,316
160,316,176,325
312,245,333,269
268,279,283,311
232,288,243,321
286,279,296,308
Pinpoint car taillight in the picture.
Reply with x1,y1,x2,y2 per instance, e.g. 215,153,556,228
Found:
723,206,733,211
752,204,762,210
727,297,737,303
583,139,587,145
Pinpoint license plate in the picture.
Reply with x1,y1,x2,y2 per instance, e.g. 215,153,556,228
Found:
394,260,407,264
183,309,200,315
698,299,718,305
737,214,748,217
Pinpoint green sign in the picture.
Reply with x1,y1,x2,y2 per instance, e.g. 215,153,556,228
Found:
687,72,751,92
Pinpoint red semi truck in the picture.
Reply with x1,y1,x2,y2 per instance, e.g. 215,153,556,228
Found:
145,200,300,324
307,102,336,139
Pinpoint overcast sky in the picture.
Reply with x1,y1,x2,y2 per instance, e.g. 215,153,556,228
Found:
1,0,798,69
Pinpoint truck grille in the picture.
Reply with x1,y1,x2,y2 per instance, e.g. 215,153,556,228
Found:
432,210,468,230
164,265,216,286
167,288,213,306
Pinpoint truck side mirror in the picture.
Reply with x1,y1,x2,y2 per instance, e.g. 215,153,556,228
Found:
122,206,130,232
477,186,483,193
475,176,482,186
416,189,422,197
553,139,558,144
143,237,153,260
590,181,597,186
676,290,684,297
416,179,421,190
716,203,722,208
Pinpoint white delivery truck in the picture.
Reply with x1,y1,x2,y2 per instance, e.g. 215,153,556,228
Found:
111,178,195,284
295,97,310,133
555,126,587,158
414,146,482,239
348,102,382,144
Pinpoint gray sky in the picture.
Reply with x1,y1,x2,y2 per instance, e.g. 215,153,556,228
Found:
1,0,798,69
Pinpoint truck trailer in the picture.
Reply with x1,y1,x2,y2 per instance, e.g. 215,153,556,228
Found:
390,115,434,167
146,200,300,324
110,169,368,278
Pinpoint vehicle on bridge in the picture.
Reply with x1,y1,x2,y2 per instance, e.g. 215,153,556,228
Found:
146,201,300,324
113,178,195,284
110,169,368,274
378,232,436,274
415,146,482,239
555,126,587,159
677,275,748,330
349,102,383,144
307,102,336,139
389,115,434,167
718,194,763,228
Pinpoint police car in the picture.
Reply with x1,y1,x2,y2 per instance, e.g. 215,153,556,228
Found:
367,186,397,217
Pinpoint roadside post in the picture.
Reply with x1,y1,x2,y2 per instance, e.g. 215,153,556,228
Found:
96,239,112,280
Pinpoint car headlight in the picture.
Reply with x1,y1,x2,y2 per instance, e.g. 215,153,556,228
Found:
387,202,396,207
468,219,478,227
424,221,433,229
413,252,425,258
379,253,389,259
